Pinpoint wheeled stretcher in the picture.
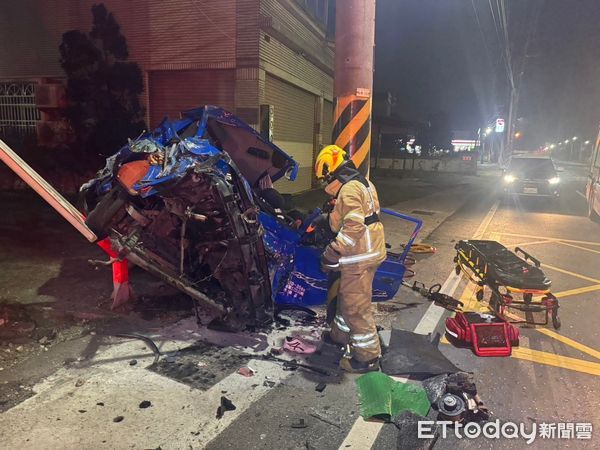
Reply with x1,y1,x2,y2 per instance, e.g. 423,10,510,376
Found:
454,240,560,329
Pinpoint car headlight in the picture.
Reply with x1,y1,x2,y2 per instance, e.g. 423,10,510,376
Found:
548,177,560,185
503,174,516,183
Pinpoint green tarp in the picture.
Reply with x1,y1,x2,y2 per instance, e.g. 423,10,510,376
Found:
356,372,430,421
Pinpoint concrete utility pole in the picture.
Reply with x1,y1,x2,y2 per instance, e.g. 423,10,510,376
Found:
332,0,376,177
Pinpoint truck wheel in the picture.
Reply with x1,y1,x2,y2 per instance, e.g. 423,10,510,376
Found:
85,186,127,239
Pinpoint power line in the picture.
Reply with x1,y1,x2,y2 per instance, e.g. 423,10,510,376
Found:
498,0,515,89
471,0,494,68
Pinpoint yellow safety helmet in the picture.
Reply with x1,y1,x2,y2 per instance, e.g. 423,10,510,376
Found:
314,145,347,180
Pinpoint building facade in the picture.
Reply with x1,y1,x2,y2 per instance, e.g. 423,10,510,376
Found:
0,0,334,192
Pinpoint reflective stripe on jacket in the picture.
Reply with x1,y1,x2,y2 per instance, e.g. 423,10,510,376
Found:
328,179,386,268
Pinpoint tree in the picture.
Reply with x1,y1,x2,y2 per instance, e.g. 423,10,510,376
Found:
59,3,145,167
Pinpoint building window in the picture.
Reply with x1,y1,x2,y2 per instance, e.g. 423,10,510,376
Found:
0,81,40,136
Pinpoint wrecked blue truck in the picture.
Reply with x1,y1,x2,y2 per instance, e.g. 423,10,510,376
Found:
81,106,421,330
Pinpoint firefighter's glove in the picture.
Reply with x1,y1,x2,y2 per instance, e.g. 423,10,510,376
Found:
322,198,337,213
321,245,341,272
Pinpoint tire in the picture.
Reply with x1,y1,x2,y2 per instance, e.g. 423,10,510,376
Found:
552,314,561,330
490,292,501,314
85,186,127,239
476,289,484,301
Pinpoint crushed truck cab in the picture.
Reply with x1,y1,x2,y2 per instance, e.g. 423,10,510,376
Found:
80,106,421,329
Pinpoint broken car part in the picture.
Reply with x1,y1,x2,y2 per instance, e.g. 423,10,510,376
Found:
216,396,236,419
0,139,97,242
113,333,161,364
437,393,467,422
403,281,464,312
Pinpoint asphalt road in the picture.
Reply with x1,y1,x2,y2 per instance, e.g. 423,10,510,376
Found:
1,165,598,449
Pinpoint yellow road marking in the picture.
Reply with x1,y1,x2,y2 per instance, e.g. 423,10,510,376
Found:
541,263,600,284
533,284,600,301
534,328,600,360
509,239,557,248
446,228,600,377
511,347,600,376
497,232,600,247
557,240,600,255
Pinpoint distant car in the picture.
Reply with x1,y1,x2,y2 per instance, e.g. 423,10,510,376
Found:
502,156,560,199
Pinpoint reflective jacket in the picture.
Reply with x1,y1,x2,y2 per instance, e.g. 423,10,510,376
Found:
328,179,386,270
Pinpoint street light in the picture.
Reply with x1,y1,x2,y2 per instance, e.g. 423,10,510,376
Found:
572,136,578,141
565,139,570,144
485,127,492,135
550,144,556,149
585,140,590,145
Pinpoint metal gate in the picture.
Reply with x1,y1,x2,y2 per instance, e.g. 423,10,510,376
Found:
0,82,39,136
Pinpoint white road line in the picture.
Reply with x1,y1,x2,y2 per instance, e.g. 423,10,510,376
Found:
472,200,500,240
337,200,500,450
576,190,587,200
414,200,499,336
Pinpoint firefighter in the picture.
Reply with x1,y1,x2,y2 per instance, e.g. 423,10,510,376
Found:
314,145,386,373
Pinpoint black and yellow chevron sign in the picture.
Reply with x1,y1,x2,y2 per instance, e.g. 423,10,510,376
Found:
333,94,372,176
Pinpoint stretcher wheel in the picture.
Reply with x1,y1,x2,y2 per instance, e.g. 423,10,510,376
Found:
490,292,501,314
552,314,561,330
455,265,461,275
523,293,532,304
476,289,484,301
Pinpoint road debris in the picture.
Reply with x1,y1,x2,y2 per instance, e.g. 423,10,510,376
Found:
129,359,137,366
356,372,430,421
290,418,308,429
283,336,317,355
315,382,327,393
309,408,341,429
216,396,236,419
113,333,160,364
113,416,124,423
238,366,255,377
139,400,152,409
263,379,276,388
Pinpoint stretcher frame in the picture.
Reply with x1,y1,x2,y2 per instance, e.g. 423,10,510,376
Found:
454,241,561,329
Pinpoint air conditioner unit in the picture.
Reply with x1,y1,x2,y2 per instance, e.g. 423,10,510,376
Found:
35,84,66,109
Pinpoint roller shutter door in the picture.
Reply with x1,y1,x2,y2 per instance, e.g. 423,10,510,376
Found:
265,74,315,193
149,70,235,127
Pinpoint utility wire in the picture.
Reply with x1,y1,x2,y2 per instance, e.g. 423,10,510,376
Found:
498,0,515,89
471,0,494,69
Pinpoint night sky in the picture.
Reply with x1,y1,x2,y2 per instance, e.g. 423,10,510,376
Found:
374,0,600,147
